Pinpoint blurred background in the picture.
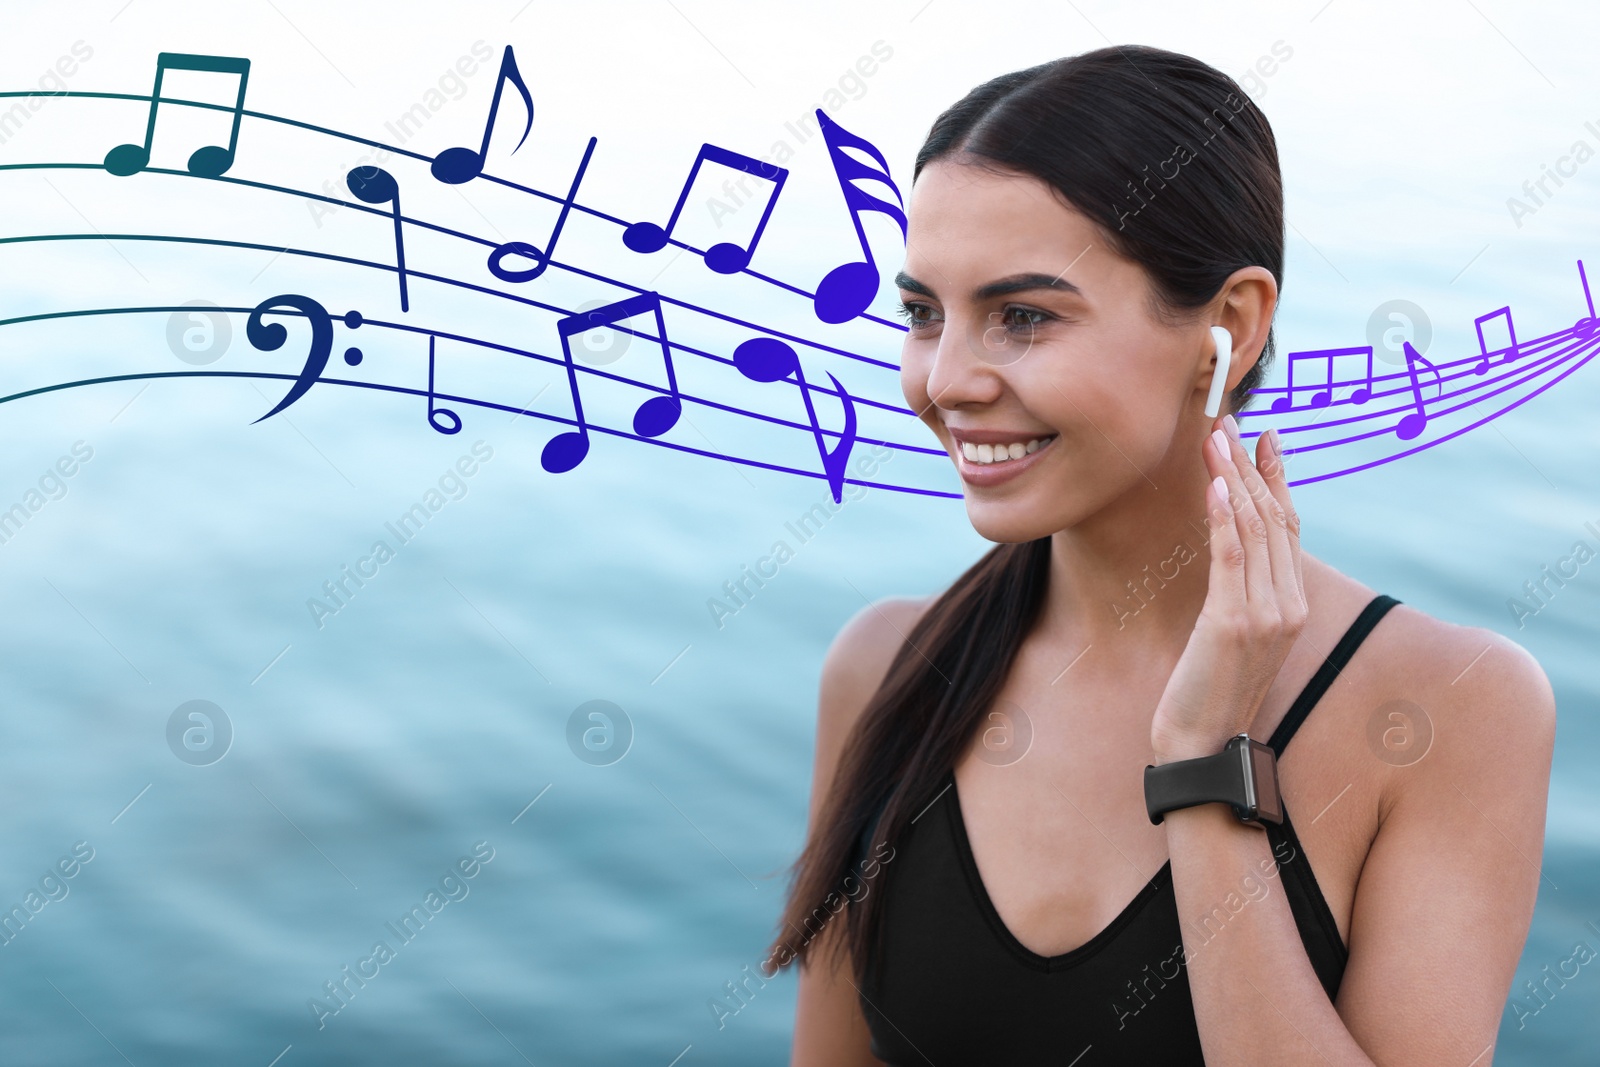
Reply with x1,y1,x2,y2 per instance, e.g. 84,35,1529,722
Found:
0,0,1596,1063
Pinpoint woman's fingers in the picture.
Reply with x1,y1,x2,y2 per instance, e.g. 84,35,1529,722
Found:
1204,425,1253,614
1214,415,1296,616
1254,427,1306,610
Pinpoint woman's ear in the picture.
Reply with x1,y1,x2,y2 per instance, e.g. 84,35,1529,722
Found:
1211,266,1278,392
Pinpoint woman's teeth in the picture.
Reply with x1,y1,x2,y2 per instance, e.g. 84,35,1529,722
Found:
959,437,1052,464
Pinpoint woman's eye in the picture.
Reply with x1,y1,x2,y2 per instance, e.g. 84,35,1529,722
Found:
895,300,939,329
998,306,1050,332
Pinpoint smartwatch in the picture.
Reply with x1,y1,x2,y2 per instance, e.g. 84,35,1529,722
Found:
1144,733,1283,828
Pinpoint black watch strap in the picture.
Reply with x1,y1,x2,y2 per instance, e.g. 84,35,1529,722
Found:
1144,749,1246,824
1144,733,1283,827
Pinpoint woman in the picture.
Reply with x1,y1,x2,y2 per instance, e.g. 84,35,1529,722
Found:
768,44,1555,1065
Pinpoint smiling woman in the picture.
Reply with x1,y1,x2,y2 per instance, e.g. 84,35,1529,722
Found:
768,44,1555,1067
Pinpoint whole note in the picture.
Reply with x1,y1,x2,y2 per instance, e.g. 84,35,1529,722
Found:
104,53,251,178
346,166,410,312
811,109,908,324
247,295,365,422
431,45,534,185
622,144,789,274
732,336,858,503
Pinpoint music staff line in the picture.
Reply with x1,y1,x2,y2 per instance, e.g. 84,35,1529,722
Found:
0,88,912,335
0,231,922,430
0,158,901,378
1239,314,1598,443
1267,327,1600,486
0,302,945,459
0,365,958,499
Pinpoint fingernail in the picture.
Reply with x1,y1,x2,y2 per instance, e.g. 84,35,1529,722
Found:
1267,428,1281,458
1223,413,1241,441
1211,428,1230,457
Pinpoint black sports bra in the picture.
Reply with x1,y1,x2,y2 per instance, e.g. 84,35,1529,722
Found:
856,593,1401,1065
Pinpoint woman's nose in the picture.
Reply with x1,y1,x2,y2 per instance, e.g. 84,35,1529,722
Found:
923,314,1008,410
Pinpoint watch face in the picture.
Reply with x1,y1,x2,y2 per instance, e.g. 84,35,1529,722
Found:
1249,741,1283,823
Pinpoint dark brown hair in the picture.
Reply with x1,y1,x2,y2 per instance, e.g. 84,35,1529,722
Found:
764,44,1285,983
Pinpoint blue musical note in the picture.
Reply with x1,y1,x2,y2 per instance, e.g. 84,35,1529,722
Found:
431,45,534,185
542,293,682,473
486,136,597,283
104,53,251,178
346,166,410,312
811,109,907,324
732,336,857,502
623,145,788,274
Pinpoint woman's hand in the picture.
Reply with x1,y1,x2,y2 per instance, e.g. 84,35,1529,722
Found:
1148,413,1307,763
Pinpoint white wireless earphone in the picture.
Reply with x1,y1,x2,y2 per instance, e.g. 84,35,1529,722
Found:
1204,325,1232,418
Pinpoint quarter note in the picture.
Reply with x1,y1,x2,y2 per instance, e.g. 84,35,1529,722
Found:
732,336,858,503
1471,306,1518,374
542,292,682,474
346,166,410,312
812,108,908,324
426,335,462,435
431,45,534,184
487,136,597,283
105,52,251,178
1269,346,1373,413
1395,340,1442,441
622,145,788,274
246,295,365,422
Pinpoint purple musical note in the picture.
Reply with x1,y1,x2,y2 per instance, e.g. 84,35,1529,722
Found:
812,108,908,324
542,293,682,474
104,52,251,178
622,145,788,274
346,166,410,312
487,136,597,283
1269,346,1373,413
732,336,858,503
246,295,364,422
431,45,534,185
1471,306,1518,374
426,335,462,434
1395,340,1443,441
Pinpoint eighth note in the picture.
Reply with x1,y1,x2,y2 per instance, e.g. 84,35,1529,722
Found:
105,52,251,178
246,294,364,422
432,45,534,184
346,166,410,312
1395,340,1442,441
622,145,788,274
732,336,858,504
542,292,682,474
812,108,908,324
1471,306,1518,374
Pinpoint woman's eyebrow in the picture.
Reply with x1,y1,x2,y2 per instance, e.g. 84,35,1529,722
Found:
894,271,1083,299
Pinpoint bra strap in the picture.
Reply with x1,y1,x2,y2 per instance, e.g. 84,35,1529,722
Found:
1266,594,1401,758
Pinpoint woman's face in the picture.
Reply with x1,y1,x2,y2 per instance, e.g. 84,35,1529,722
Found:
897,157,1219,543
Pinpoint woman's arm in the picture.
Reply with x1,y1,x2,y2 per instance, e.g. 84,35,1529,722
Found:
790,595,930,1067
1156,415,1556,1063
1165,627,1553,1065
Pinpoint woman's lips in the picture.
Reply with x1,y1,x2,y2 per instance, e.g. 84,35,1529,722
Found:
952,434,1057,487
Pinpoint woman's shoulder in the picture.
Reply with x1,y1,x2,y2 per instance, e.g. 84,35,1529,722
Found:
1306,558,1555,778
819,594,938,715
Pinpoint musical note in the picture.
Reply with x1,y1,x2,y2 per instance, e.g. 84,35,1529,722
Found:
104,52,251,178
1269,346,1373,413
346,166,410,312
541,293,682,473
424,335,462,434
812,108,908,324
487,136,597,283
1395,340,1443,441
431,45,534,185
622,145,788,274
732,336,858,503
246,295,365,422
1471,306,1518,374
